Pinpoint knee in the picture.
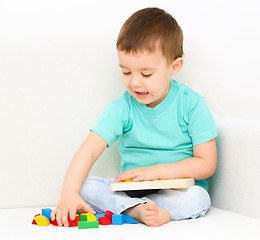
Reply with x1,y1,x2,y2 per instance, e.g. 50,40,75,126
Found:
185,185,211,219
169,186,211,221
79,175,114,199
80,175,106,198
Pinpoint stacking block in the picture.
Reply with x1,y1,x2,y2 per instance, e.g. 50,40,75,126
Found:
34,215,50,226
32,214,40,224
112,214,124,225
78,221,99,229
123,214,139,224
98,217,112,225
42,208,52,221
86,213,96,221
105,210,114,221
95,213,105,220
80,214,87,221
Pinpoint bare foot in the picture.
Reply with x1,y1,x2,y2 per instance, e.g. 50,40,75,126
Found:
123,201,170,227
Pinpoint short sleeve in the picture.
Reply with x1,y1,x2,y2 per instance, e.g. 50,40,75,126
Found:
91,96,131,148
188,97,217,146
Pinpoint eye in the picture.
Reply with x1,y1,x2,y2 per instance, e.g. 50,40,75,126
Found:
141,73,152,78
123,72,131,76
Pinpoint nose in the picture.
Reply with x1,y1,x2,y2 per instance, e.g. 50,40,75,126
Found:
130,75,142,89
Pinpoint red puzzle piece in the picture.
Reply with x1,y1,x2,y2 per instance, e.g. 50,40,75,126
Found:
50,219,58,226
105,210,114,221
50,216,80,227
68,216,80,227
32,214,40,224
98,216,112,225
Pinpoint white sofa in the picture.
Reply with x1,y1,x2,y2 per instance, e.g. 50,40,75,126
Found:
1,117,260,240
1,47,260,240
1,2,260,239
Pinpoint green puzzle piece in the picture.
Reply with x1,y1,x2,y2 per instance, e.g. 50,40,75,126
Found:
78,221,99,229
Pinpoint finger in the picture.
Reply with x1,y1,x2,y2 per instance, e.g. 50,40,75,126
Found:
122,172,137,181
50,209,57,221
61,210,69,227
116,171,133,182
69,209,77,221
115,173,124,182
55,209,63,227
132,176,142,182
80,202,96,215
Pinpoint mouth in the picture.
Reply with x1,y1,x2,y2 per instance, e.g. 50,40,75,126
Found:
134,91,149,98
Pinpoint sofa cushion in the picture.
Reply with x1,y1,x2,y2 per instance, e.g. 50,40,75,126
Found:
0,207,259,240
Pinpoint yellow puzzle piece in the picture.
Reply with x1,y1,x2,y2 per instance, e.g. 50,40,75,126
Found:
86,213,97,221
34,215,50,226
122,179,133,182
80,212,97,221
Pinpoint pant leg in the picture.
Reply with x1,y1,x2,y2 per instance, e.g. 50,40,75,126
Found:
147,185,211,221
79,175,150,214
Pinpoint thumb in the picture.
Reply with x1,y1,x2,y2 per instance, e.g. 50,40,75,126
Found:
79,201,96,215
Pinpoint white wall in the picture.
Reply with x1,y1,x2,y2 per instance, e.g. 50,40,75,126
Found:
0,0,259,212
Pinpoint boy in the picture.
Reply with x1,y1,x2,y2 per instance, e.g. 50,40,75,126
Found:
51,7,217,227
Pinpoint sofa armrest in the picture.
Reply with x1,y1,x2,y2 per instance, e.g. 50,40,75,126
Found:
208,117,260,219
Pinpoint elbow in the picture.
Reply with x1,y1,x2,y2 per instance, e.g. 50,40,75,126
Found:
195,156,217,180
204,156,217,179
207,163,217,178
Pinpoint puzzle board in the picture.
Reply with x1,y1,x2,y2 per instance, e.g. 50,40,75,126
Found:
110,178,195,191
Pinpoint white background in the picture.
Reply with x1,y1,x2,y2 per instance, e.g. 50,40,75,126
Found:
0,0,259,209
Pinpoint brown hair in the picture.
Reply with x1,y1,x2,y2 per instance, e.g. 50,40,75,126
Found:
116,7,184,64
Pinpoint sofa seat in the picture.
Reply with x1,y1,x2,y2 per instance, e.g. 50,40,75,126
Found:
0,206,259,240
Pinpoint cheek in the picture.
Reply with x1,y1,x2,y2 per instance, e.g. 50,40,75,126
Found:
122,75,128,84
122,76,131,89
150,73,170,92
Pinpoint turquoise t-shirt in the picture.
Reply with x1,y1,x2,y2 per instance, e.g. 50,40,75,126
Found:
91,79,217,191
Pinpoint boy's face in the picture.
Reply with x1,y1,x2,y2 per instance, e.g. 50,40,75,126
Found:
118,48,182,108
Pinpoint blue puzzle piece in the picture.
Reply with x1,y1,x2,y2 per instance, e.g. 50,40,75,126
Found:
42,208,52,221
123,214,139,224
95,213,105,220
112,214,124,225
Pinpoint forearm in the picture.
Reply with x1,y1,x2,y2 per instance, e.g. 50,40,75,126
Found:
156,156,216,180
61,150,95,194
61,131,107,194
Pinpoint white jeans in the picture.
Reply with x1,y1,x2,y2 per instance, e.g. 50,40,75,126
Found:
79,175,211,221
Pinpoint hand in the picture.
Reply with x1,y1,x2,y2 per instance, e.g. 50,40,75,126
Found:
50,191,96,227
115,166,159,182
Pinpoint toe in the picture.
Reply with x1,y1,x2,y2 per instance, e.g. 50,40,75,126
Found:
145,201,157,211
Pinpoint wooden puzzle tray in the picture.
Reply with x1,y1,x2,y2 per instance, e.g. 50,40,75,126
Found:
110,178,195,192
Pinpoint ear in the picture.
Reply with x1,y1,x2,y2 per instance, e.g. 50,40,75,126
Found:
170,57,184,75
